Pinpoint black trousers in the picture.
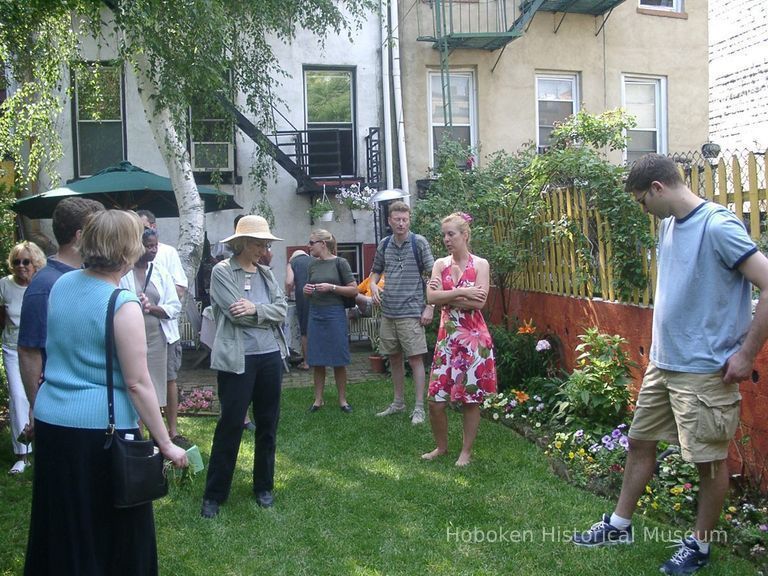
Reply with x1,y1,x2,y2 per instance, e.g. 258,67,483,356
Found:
204,351,283,503
25,422,157,576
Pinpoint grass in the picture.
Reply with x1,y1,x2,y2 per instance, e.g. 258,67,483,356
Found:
0,379,758,575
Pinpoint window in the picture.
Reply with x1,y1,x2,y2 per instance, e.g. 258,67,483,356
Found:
304,68,356,177
622,75,667,164
536,73,579,151
337,243,362,282
638,0,682,11
189,94,235,172
428,71,476,167
73,63,125,177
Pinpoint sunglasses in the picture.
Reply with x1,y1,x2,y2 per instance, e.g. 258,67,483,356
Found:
308,240,324,246
12,259,31,266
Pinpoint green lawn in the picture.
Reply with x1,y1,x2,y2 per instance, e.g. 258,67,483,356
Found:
0,379,758,575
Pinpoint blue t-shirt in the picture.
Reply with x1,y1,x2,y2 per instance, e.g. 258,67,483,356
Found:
651,202,757,373
34,271,141,430
17,258,76,354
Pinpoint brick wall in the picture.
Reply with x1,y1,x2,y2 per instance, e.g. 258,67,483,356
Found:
492,289,768,489
709,0,768,151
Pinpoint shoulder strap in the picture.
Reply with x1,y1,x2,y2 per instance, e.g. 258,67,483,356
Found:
410,233,424,274
105,288,125,438
334,257,345,285
381,235,392,256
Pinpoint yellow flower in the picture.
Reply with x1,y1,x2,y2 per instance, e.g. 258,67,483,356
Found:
652,502,659,509
728,506,737,513
555,441,562,450
673,503,681,511
645,485,653,494
670,487,683,496
568,452,575,459
577,448,586,456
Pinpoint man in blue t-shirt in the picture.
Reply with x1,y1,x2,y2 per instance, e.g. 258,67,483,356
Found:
18,197,104,411
572,154,768,575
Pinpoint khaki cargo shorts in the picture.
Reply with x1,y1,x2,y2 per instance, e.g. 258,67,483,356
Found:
628,363,741,463
379,316,427,358
167,340,183,381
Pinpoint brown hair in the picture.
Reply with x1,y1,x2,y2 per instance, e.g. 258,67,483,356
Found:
51,197,104,245
624,153,684,194
388,200,410,215
80,210,145,272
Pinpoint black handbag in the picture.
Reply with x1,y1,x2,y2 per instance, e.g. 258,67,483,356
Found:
103,289,169,508
334,258,357,309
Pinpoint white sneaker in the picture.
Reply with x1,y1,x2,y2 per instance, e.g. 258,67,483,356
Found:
9,459,28,475
376,403,406,417
411,407,425,425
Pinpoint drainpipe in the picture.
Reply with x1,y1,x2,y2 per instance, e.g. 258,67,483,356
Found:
390,0,410,199
381,0,394,189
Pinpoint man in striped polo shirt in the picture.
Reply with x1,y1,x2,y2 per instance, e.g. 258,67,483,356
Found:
370,201,435,425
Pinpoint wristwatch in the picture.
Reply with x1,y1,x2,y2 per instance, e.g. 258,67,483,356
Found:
331,285,336,292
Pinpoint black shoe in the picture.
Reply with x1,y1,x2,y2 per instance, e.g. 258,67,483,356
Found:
200,499,220,518
243,421,256,432
255,490,274,508
308,404,323,413
340,404,353,413
571,513,633,547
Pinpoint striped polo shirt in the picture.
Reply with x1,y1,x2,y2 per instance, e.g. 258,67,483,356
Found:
371,233,434,318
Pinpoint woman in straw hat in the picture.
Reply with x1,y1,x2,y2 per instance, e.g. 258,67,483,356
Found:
201,215,288,517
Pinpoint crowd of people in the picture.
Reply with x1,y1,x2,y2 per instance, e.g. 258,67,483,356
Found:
4,153,767,575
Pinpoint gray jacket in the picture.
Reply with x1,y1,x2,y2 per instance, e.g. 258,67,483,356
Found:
209,257,288,374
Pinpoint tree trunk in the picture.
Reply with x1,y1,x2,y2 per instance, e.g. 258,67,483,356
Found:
132,54,203,294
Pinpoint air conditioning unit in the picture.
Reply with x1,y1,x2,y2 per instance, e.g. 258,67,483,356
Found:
191,141,234,172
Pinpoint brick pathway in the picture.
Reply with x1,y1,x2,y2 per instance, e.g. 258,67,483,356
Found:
176,340,381,413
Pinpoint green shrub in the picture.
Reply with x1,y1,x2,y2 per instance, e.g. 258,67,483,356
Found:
554,327,636,428
488,320,560,393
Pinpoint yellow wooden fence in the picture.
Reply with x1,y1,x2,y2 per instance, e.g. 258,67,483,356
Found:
510,152,768,305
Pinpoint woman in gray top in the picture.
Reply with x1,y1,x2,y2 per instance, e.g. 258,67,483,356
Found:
201,216,287,517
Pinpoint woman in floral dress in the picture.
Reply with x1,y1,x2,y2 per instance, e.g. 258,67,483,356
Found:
422,212,496,466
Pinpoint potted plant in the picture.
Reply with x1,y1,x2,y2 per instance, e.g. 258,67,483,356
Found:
308,197,335,223
337,183,375,221
367,309,386,373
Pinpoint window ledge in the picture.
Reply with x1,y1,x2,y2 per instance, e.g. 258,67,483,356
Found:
636,7,688,19
193,172,242,185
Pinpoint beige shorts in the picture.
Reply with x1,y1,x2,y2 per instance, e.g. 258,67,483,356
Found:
629,363,741,463
379,316,427,357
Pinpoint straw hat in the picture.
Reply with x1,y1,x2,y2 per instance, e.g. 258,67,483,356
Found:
221,215,283,243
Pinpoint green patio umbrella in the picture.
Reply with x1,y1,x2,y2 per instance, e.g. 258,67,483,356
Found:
11,161,241,218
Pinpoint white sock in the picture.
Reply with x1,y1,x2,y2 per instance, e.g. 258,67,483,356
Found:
609,512,632,530
691,536,709,554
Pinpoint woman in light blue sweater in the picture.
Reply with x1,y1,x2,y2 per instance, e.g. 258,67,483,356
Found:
25,210,187,576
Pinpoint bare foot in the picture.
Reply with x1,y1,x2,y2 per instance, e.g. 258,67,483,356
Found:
421,448,447,461
455,453,471,467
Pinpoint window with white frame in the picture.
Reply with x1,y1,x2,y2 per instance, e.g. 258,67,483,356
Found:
304,68,356,177
74,63,125,177
428,71,476,167
536,73,579,151
189,93,235,172
639,0,682,12
622,75,667,164
336,243,362,282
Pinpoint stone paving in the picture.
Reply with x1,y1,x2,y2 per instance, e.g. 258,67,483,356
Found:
176,340,380,413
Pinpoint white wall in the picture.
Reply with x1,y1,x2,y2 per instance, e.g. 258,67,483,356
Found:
709,0,768,151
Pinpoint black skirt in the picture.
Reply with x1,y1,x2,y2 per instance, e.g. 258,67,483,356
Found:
25,421,158,576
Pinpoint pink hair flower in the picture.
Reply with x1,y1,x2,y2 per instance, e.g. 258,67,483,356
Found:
459,212,473,223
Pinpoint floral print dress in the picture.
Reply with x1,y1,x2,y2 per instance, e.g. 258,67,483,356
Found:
427,255,497,404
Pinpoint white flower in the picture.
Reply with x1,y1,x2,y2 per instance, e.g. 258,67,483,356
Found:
337,184,376,210
492,412,499,420
535,339,551,352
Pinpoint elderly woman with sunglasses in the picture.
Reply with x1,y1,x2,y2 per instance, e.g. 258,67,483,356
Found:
201,215,288,517
0,241,46,474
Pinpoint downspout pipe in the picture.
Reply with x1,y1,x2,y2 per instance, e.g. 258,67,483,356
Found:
390,0,410,198
381,0,394,189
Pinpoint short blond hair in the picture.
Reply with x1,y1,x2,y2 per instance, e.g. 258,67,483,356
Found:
388,200,410,215
311,229,336,254
80,210,145,272
7,241,46,272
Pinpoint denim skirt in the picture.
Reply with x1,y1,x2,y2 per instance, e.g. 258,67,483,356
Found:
307,304,350,367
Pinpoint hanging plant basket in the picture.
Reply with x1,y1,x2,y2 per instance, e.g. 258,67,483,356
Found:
350,209,370,221
318,210,335,222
